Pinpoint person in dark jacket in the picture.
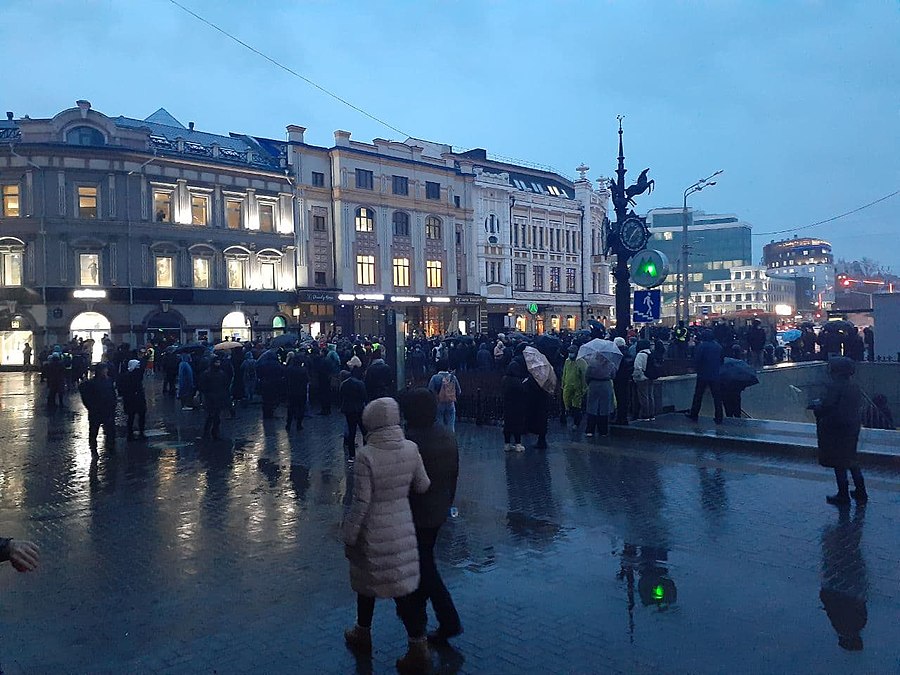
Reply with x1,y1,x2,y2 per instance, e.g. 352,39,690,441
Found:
79,363,118,452
200,358,230,440
120,359,147,440
612,337,633,425
285,353,310,432
401,388,462,644
256,350,285,419
364,349,393,400
747,319,767,368
812,357,866,505
686,330,724,423
161,349,179,396
318,344,341,415
340,367,368,457
501,350,528,452
46,353,66,408
476,342,493,372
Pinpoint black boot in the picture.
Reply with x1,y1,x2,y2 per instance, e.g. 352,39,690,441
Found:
826,492,851,506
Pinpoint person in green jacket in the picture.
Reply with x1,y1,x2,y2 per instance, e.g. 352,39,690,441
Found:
561,346,587,430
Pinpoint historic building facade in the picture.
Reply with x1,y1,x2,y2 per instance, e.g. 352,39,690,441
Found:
0,101,297,364
763,236,834,310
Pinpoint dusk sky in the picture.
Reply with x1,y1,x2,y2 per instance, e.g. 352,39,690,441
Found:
4,0,898,267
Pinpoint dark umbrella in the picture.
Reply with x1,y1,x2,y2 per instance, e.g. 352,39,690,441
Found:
174,342,206,354
270,334,298,349
535,334,561,359
719,358,760,389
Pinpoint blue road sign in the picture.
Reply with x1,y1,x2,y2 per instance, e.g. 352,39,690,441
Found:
633,289,661,323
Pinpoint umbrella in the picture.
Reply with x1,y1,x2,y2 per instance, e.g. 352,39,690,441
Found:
823,320,853,333
588,320,607,338
535,334,561,359
270,333,298,348
719,358,759,389
174,342,206,354
214,340,245,351
523,346,557,394
782,329,802,342
577,338,623,380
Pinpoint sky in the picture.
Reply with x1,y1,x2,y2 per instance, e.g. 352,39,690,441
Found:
3,0,898,268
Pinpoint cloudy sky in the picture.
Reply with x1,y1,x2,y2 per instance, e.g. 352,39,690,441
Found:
3,0,898,267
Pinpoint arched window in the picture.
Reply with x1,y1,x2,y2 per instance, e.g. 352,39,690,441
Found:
485,214,498,234
66,126,105,146
0,237,25,287
425,216,442,240
392,211,410,237
355,207,375,232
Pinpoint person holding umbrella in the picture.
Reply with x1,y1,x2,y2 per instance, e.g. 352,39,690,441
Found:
523,346,556,450
719,345,759,418
577,338,623,436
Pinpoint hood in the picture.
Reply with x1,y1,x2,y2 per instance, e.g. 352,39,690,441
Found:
347,355,362,369
362,396,401,431
401,388,437,429
828,356,855,379
127,359,141,372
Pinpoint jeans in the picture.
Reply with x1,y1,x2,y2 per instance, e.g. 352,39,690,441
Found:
415,526,461,633
689,379,724,421
436,403,456,433
345,412,365,455
356,593,426,639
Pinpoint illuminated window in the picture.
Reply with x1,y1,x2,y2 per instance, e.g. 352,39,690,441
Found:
191,194,208,226
78,186,98,219
566,268,576,292
226,258,244,289
426,216,442,240
192,257,210,288
550,267,560,292
226,199,243,230
260,262,276,289
0,249,22,286
259,202,275,233
155,256,174,288
80,253,100,286
393,211,410,237
153,190,172,222
426,260,442,288
2,185,20,217
355,207,374,232
356,255,376,286
393,258,410,287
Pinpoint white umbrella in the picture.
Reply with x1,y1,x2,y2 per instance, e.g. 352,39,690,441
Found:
577,338,623,379
523,346,557,394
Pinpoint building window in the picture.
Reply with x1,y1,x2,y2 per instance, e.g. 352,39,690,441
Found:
486,260,501,284
356,255,376,286
311,171,325,187
226,199,243,230
392,175,408,196
393,258,410,287
78,186,98,219
549,267,560,292
426,260,442,288
515,264,526,290
0,250,23,286
226,258,244,289
191,194,208,226
355,207,374,232
2,185,20,217
313,214,326,231
66,126,105,146
192,257,210,288
153,190,172,222
426,216,442,240
566,268,576,292
533,265,544,291
314,271,326,286
425,181,440,200
392,211,410,237
485,214,498,234
260,262,276,289
155,256,174,288
454,196,461,208
258,202,275,233
80,253,100,286
356,169,374,190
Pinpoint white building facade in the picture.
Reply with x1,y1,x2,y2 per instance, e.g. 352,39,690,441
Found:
691,265,796,317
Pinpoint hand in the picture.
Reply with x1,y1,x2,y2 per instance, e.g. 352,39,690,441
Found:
9,539,40,573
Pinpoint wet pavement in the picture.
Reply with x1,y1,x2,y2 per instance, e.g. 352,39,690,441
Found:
1,371,899,674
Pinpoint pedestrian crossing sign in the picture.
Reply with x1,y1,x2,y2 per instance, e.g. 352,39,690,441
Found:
633,290,661,323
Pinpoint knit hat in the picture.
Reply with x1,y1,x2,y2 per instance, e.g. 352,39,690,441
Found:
127,359,141,372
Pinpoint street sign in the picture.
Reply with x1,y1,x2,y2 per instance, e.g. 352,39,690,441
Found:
633,290,661,323
630,249,669,288
701,306,711,316
527,302,539,315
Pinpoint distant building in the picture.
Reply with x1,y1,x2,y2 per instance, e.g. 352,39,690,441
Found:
644,208,753,320
691,265,796,317
763,237,834,309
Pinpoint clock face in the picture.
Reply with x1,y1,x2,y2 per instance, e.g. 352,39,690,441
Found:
621,218,648,252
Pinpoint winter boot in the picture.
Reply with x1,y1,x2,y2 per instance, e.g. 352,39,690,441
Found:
851,489,868,504
396,638,430,674
825,492,851,506
343,624,372,653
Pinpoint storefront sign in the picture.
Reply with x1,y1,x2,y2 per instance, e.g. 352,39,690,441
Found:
74,288,107,299
390,296,421,303
426,296,451,303
527,303,539,315
454,296,483,305
297,290,339,303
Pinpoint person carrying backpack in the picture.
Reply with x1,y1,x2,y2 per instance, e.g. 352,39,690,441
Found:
428,361,461,433
632,339,657,421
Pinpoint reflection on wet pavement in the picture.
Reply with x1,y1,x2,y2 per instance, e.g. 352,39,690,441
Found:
1,372,899,673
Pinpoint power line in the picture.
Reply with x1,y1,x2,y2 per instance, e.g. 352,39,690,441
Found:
752,189,900,237
166,0,411,138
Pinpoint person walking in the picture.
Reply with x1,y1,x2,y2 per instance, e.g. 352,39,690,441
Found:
161,349,179,397
686,330,724,424
501,350,528,452
22,342,32,372
632,340,656,421
561,346,587,430
284,353,310,432
177,354,195,410
340,366,368,458
342,397,432,672
319,344,341,415
46,352,66,408
364,349,394,400
199,357,229,440
427,361,461,433
79,363,118,453
120,359,147,440
401,388,463,644
811,357,867,506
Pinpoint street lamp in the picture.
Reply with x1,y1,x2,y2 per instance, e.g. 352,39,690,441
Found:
679,170,723,324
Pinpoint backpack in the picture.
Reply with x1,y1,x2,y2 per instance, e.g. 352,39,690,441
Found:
437,373,457,403
643,353,662,380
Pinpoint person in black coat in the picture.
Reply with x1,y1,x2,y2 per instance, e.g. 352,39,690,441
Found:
340,367,368,457
284,354,310,432
161,349,180,396
200,358,230,440
364,349,393,400
119,359,147,440
256,351,285,419
45,353,66,408
501,350,529,452
401,388,462,643
811,357,867,505
686,330,724,423
79,363,118,452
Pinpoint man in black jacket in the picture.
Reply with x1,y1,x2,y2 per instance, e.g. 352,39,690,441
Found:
364,349,393,400
200,358,230,440
339,367,367,457
401,388,462,644
285,354,310,432
79,363,118,453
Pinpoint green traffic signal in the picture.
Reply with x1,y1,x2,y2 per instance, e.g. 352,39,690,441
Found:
653,584,665,601
640,260,657,278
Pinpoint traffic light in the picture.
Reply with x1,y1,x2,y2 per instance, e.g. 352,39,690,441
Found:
639,259,658,279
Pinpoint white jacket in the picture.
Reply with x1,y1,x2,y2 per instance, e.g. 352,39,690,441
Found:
633,350,651,383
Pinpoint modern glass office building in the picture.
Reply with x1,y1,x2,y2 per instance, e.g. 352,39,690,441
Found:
644,208,752,321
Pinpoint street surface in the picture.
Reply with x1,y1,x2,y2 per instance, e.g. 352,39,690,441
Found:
1,372,898,674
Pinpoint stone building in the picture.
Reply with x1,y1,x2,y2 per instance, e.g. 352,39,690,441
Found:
690,265,797,317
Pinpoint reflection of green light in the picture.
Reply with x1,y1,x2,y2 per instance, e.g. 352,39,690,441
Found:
653,584,665,601
642,262,657,277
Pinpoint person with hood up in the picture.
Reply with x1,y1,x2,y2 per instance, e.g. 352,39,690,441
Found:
340,366,368,457
46,352,66,408
811,357,867,505
342,397,432,672
79,362,118,453
501,345,529,452
200,357,230,440
240,351,257,403
632,339,656,421
177,354,195,410
585,343,615,437
686,330,724,424
476,342,493,371
284,352,310,432
364,348,394,400
120,359,147,440
560,345,587,430
401,389,463,644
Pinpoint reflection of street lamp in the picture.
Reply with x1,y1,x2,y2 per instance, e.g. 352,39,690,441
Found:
679,170,723,323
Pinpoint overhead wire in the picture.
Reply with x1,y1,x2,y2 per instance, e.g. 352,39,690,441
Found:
752,189,899,237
